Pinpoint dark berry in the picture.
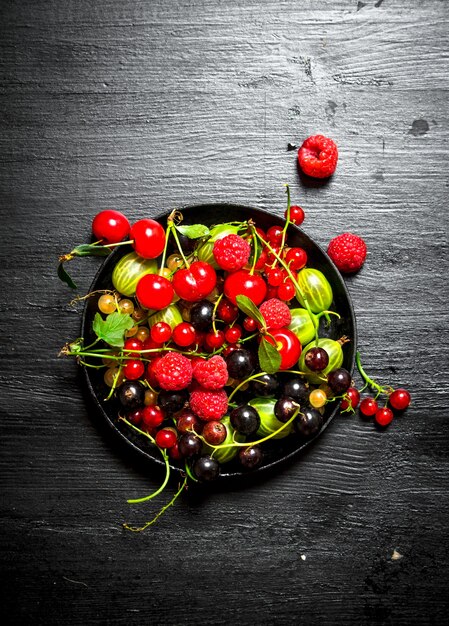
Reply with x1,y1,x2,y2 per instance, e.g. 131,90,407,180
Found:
178,433,203,458
226,348,256,379
305,347,329,372
274,396,299,423
239,445,263,470
117,381,145,411
157,389,188,414
252,374,279,397
282,378,309,404
193,455,220,482
176,410,202,434
295,408,323,437
230,405,260,435
190,299,215,331
327,368,352,394
202,420,227,445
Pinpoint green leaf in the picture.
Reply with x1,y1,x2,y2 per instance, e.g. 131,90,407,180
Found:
258,337,282,374
57,262,78,289
176,224,210,239
235,295,266,329
72,244,111,257
92,312,135,347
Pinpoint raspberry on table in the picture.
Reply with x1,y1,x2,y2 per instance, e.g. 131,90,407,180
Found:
154,352,193,390
298,135,338,178
189,388,229,421
259,298,292,329
213,234,251,271
327,232,367,273
193,355,228,390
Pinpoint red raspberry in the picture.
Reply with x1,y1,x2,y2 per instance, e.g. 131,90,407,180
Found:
213,234,251,271
259,298,292,329
327,233,367,273
154,352,193,391
193,355,228,390
298,135,338,178
189,388,229,421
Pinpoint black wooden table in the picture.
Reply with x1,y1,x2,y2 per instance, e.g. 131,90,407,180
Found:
1,1,448,624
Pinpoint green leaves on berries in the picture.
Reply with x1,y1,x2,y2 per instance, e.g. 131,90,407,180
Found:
92,311,135,347
58,243,111,289
235,295,265,330
175,224,210,239
258,337,282,374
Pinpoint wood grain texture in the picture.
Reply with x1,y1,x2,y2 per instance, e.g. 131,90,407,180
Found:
1,0,448,624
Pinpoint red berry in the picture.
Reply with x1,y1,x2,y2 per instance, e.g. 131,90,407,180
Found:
389,389,411,411
266,267,284,287
327,233,367,274
153,352,193,391
224,270,267,306
155,427,178,449
92,210,130,244
172,322,196,347
189,388,229,421
265,328,302,370
340,387,360,411
150,322,172,344
145,356,163,388
277,280,295,302
253,248,268,270
243,317,257,332
266,286,278,299
359,397,378,417
222,344,240,358
202,420,227,445
142,405,165,429
123,359,145,380
224,325,242,344
130,218,166,259
136,274,174,310
123,337,143,354
298,134,338,178
285,247,307,271
193,355,228,390
375,407,394,427
217,299,239,324
127,409,143,425
172,261,217,302
265,245,281,265
213,234,251,271
259,298,292,329
286,205,305,226
267,225,283,245
168,442,182,460
205,330,225,350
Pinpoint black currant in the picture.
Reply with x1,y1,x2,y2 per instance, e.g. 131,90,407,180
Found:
117,381,145,411
230,405,260,435
282,378,309,404
327,368,352,394
157,389,188,414
305,347,329,372
178,433,202,458
193,455,220,482
190,300,215,331
226,348,256,379
239,445,263,470
252,374,279,397
295,408,323,437
274,396,299,422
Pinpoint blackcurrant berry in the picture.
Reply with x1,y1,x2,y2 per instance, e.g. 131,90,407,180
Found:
193,455,220,482
327,368,352,394
230,405,260,435
190,300,215,331
226,348,256,379
117,381,145,411
282,378,309,404
295,408,323,437
157,390,188,414
305,347,329,372
178,433,202,458
252,374,279,397
274,396,299,422
239,445,263,470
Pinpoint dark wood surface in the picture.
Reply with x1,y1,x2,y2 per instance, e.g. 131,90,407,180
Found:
1,1,448,624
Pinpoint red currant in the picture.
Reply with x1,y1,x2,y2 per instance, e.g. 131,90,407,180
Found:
144,357,162,387
224,270,267,305
359,397,378,417
217,299,239,324
225,325,242,344
172,322,196,347
168,442,182,460
130,219,166,259
92,210,130,244
266,267,284,287
150,322,172,344
205,330,225,350
286,205,305,226
375,407,394,427
265,328,301,370
285,247,307,270
266,286,278,299
136,274,174,310
123,337,143,355
267,225,283,245
155,427,178,449
127,409,143,425
243,317,257,332
277,280,295,301
222,344,240,358
172,261,217,302
142,405,165,429
253,248,268,270
389,389,411,411
340,387,360,410
123,359,145,380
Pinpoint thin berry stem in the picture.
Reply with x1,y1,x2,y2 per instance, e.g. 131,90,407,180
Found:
123,477,188,532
